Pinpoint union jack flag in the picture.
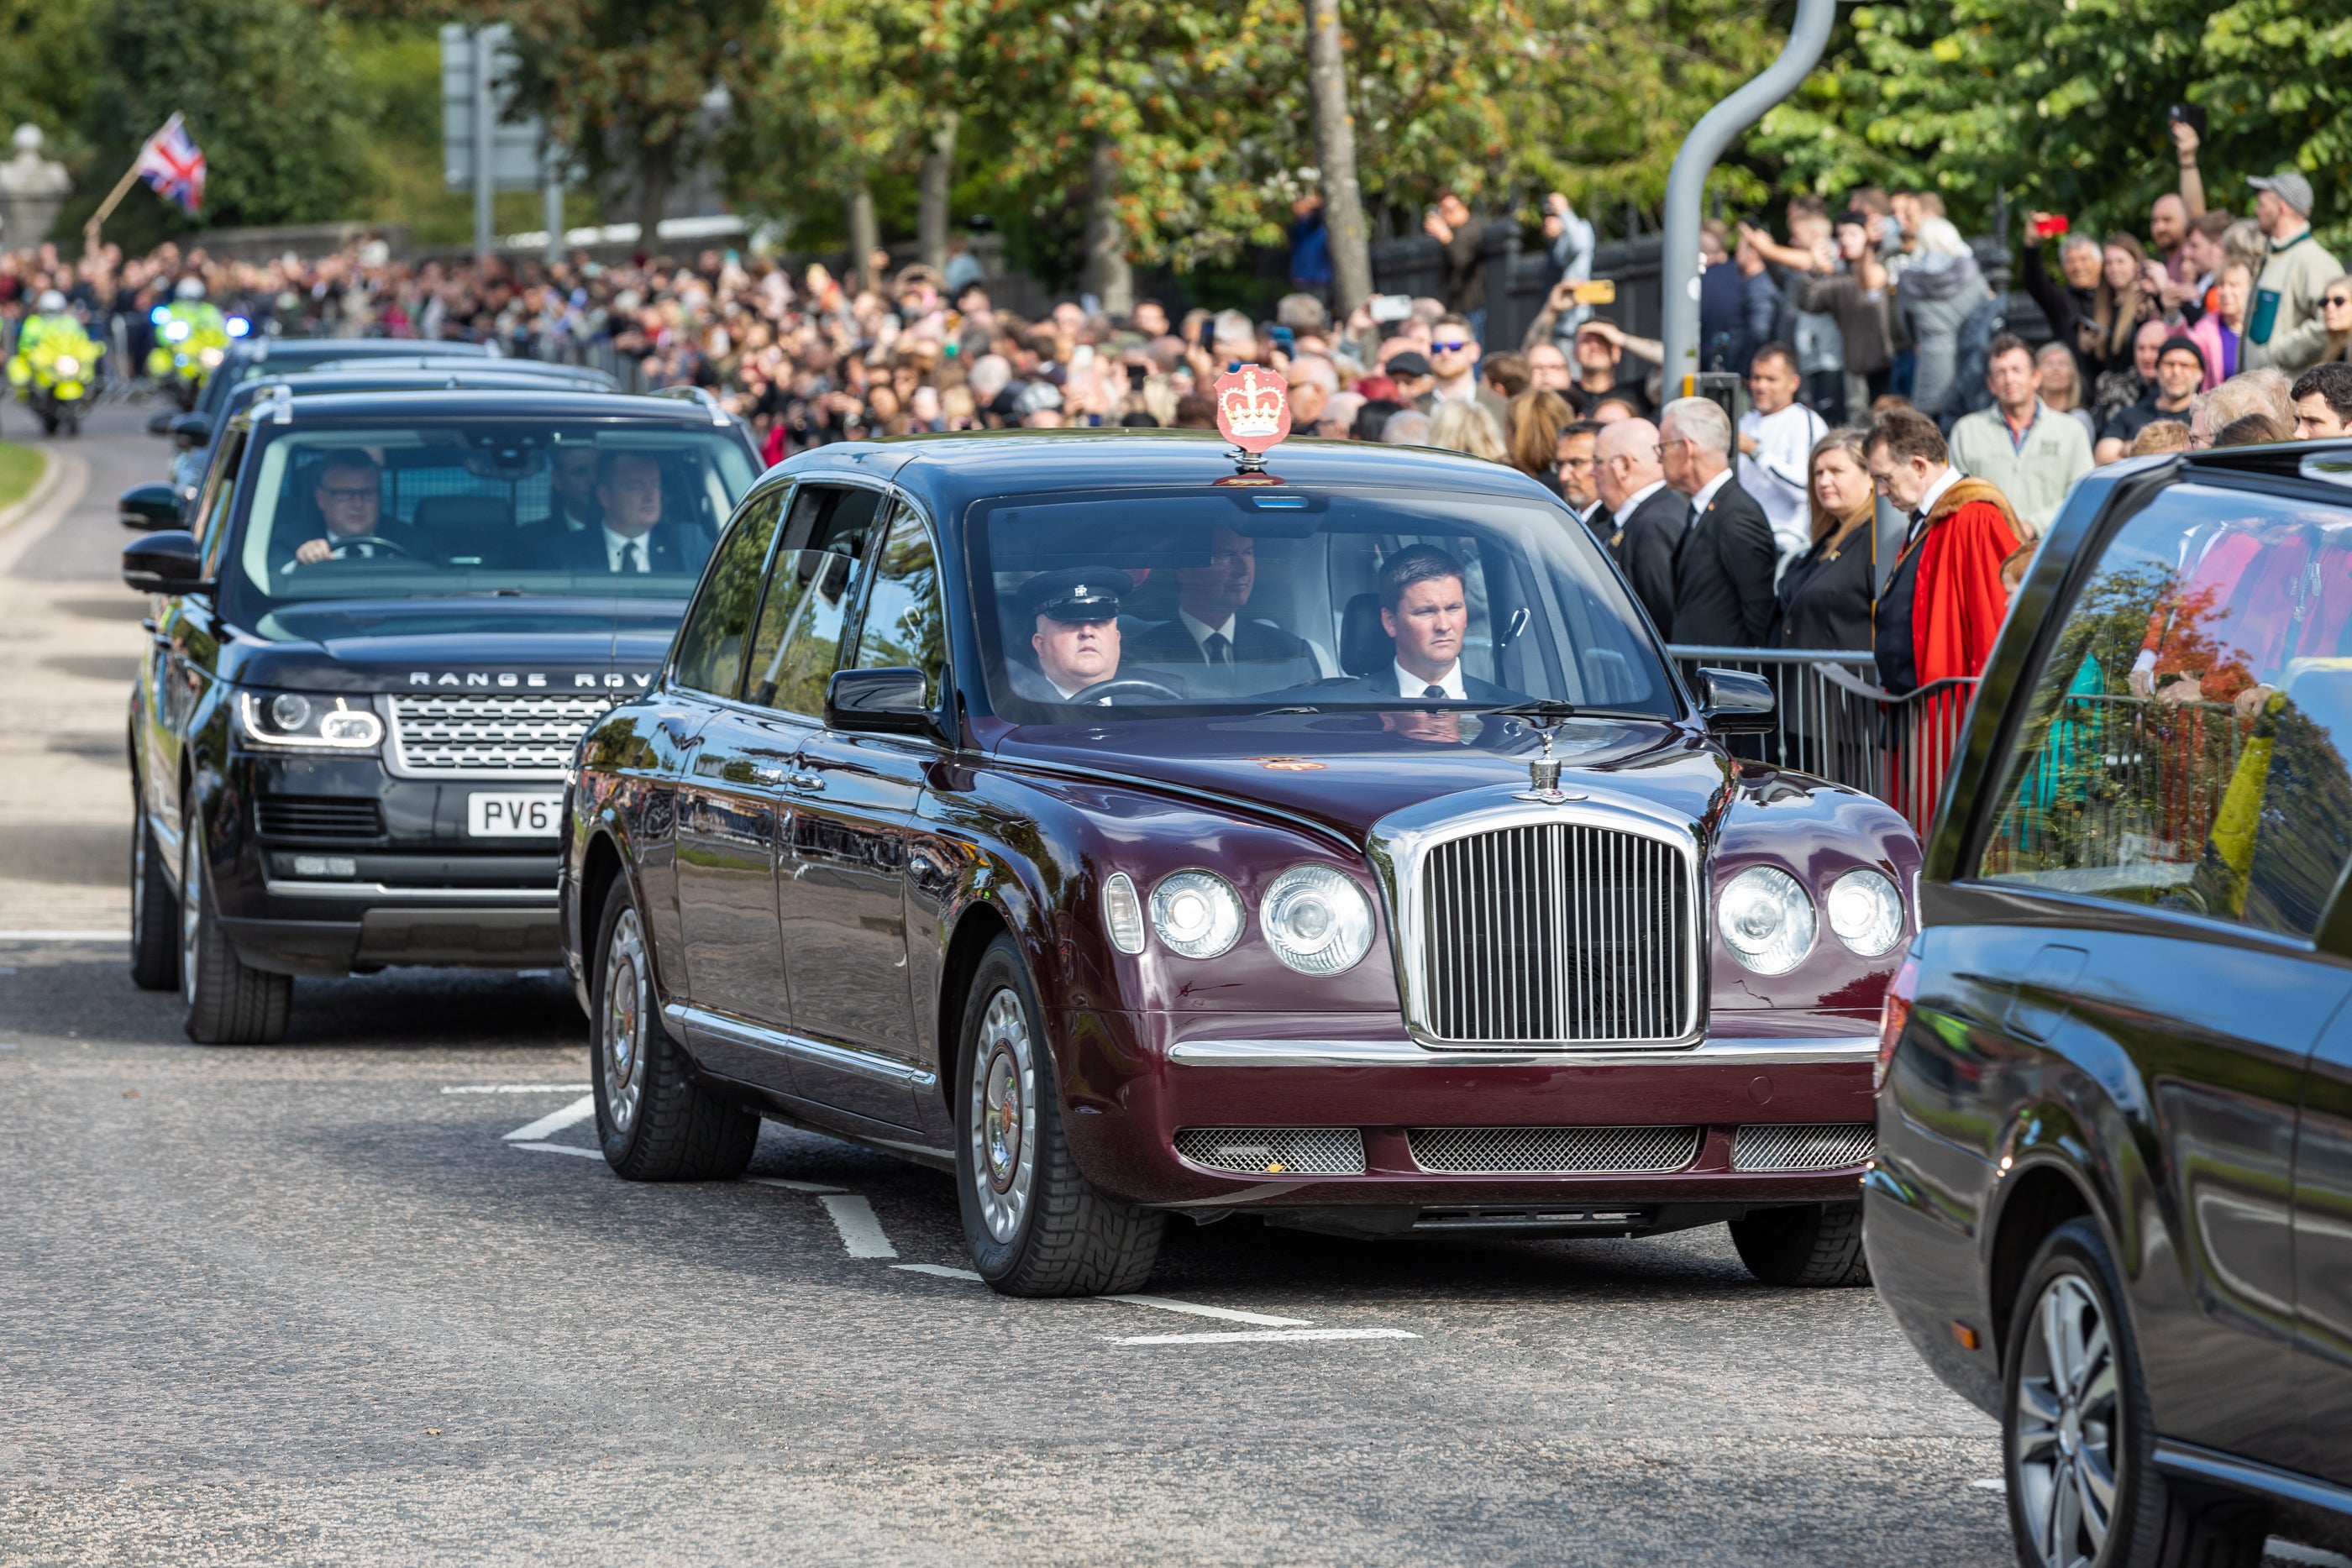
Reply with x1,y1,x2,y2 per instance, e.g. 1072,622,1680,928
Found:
134,114,205,215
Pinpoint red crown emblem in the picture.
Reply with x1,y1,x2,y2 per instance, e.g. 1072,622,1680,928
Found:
1214,364,1291,456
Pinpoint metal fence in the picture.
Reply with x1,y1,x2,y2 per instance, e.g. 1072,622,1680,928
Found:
1665,645,1982,835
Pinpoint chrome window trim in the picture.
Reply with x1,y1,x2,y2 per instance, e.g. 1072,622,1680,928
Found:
1166,1034,1872,1068
262,880,559,902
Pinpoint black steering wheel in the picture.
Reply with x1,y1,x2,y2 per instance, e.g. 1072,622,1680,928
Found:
317,534,413,563
1067,677,1183,705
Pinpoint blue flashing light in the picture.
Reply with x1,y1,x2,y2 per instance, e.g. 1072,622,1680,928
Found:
150,304,171,325
227,317,250,338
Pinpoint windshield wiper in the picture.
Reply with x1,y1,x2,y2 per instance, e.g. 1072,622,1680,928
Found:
1253,704,1321,715
1482,698,1647,721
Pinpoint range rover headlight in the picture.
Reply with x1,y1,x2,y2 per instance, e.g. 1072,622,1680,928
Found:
1260,864,1373,975
238,690,384,751
1826,868,1904,957
1149,870,1243,960
1717,865,1815,975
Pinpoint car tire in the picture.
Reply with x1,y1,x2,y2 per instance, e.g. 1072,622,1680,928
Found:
954,936,1163,1298
129,804,179,992
179,802,291,1045
2003,1219,2269,1568
590,875,757,1181
1729,1202,1872,1287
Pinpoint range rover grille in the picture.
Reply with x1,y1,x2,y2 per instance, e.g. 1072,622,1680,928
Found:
1732,1123,1877,1172
255,795,383,841
1416,822,1694,1045
1407,1125,1701,1174
387,694,611,777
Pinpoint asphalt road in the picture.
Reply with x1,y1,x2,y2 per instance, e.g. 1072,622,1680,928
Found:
0,406,2033,1566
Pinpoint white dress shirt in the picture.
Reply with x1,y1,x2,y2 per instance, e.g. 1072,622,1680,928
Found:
1394,659,1466,700
604,525,650,573
1611,479,1667,535
1738,401,1827,559
1689,466,1734,517
1177,609,1239,662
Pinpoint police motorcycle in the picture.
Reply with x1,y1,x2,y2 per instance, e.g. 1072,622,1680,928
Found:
8,291,103,437
144,277,238,411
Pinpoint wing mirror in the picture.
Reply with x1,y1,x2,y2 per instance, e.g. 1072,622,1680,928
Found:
122,530,209,596
826,667,939,737
119,481,185,531
169,413,211,448
1695,667,1776,734
145,408,176,438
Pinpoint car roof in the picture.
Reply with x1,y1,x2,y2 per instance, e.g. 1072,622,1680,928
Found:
228,388,734,426
2170,436,2352,487
769,427,1562,516
235,370,612,401
302,354,613,381
234,337,491,364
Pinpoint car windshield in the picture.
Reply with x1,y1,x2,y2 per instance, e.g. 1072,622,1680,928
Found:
215,420,760,620
967,485,1677,720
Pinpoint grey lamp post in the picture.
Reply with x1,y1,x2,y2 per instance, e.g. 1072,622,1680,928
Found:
1658,0,1840,394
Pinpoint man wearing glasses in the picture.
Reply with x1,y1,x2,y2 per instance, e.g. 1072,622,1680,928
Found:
1425,313,1509,426
284,450,423,569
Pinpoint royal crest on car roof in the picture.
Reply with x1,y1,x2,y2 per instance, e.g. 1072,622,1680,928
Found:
1214,364,1290,470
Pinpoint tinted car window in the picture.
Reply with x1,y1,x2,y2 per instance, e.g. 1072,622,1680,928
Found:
853,506,948,695
1977,481,2352,936
743,485,885,716
671,487,785,699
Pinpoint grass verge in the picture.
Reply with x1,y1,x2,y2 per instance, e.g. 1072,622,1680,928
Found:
0,443,47,518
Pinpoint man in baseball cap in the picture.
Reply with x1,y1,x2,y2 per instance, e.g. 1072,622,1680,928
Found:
2245,168,2341,375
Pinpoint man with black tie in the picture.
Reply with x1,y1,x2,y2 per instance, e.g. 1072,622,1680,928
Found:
550,452,712,576
1591,417,1687,635
1125,524,1320,695
1320,544,1520,703
1659,396,1777,646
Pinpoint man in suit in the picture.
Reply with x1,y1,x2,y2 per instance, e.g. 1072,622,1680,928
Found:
1660,396,1777,646
545,452,712,577
276,450,428,574
1592,417,1688,635
546,446,604,533
1318,545,1521,704
1124,524,1320,696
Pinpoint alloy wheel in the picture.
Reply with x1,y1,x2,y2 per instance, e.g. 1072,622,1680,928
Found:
601,906,649,1135
2013,1272,2122,1568
969,986,1038,1244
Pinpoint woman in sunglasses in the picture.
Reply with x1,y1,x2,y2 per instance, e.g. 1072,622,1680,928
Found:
2318,274,2352,365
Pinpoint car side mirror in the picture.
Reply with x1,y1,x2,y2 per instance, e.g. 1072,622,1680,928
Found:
122,530,208,596
145,409,176,438
119,481,185,532
169,413,210,448
1695,666,1776,734
826,667,939,737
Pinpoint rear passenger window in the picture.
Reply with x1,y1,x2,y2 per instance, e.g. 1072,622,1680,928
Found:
744,485,886,716
853,506,948,696
670,487,785,698
1976,483,2352,937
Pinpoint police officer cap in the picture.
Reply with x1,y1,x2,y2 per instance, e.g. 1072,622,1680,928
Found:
176,276,205,301
1022,568,1121,622
36,290,65,313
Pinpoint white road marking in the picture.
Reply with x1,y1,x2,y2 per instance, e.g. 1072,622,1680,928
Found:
817,1194,898,1259
511,1141,604,1159
1970,1478,2004,1492
893,1263,984,1281
748,1176,848,1195
1106,1327,1420,1346
0,930,127,942
503,1094,596,1142
1102,1293,1314,1328
444,1083,591,1095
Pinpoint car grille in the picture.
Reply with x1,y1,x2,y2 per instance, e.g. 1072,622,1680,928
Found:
254,795,383,841
1732,1122,1877,1172
1415,822,1694,1045
1173,1127,1366,1176
387,694,611,777
1407,1125,1701,1174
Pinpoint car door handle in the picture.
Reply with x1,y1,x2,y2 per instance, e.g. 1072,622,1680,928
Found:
748,763,788,786
788,771,825,793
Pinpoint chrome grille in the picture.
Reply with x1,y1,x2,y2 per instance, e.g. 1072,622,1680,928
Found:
387,694,610,777
1732,1122,1877,1172
1173,1127,1365,1176
1416,821,1694,1045
1408,1125,1700,1174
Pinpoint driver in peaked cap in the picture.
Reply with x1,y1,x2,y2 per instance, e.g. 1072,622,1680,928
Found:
1008,569,1130,704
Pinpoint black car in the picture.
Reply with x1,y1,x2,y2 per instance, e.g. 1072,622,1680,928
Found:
150,334,491,450
120,389,763,1043
1868,441,2352,1566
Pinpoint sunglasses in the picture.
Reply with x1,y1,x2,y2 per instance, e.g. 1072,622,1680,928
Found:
1431,339,1472,354
2328,295,2352,309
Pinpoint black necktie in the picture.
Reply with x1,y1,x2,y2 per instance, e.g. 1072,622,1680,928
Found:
1204,632,1231,667
616,540,643,573
1423,684,1446,700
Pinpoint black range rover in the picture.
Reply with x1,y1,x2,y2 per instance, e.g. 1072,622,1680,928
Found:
121,389,763,1042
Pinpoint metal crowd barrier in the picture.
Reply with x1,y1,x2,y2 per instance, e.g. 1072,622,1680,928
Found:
1664,645,1982,835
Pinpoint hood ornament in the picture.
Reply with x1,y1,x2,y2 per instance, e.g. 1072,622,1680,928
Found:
1512,720,1586,805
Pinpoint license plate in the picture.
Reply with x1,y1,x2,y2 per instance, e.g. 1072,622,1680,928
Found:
468,791,563,837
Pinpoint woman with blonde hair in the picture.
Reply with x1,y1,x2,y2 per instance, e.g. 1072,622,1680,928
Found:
1503,390,1573,495
2318,273,2352,364
2188,259,2256,389
1772,427,1878,653
2087,232,2155,406
2034,343,2097,444
1427,397,1509,463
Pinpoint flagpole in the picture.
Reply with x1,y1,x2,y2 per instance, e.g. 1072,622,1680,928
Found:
81,109,186,261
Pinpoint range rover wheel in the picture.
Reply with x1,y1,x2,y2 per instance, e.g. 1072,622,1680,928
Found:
179,803,291,1045
2004,1219,2267,1568
953,936,1162,1297
591,876,757,1181
1729,1202,1871,1287
129,805,179,992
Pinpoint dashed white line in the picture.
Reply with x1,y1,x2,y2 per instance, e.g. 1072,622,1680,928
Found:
511,1141,603,1159
0,930,127,942
1969,1478,2004,1492
893,1263,984,1281
444,1083,592,1095
748,1176,849,1194
1103,1293,1314,1328
1105,1327,1420,1346
503,1094,596,1142
817,1194,899,1259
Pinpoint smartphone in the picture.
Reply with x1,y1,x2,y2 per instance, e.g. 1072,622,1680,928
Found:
1071,343,1095,369
1368,294,1414,324
1197,316,1217,349
2031,213,2071,239
1570,279,1617,306
2167,102,2208,139
1126,363,1148,391
1268,325,1296,355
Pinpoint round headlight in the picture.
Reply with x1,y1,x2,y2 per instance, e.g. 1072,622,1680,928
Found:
1261,864,1374,975
269,693,312,732
54,354,77,377
199,347,224,367
1149,870,1243,960
317,706,384,747
1827,868,1904,956
1717,865,1815,975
